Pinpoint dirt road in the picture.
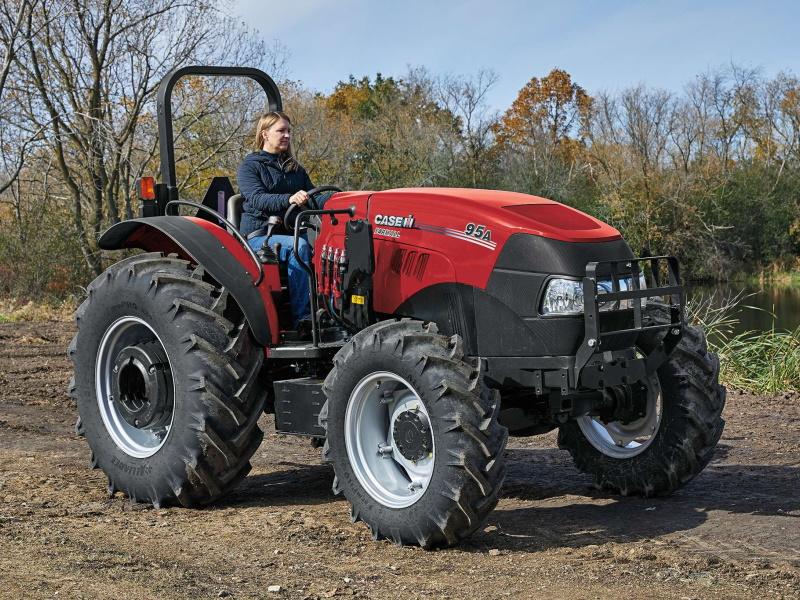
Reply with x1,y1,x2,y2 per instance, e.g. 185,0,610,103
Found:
1,321,798,599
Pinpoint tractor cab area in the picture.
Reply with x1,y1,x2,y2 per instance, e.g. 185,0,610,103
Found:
128,65,364,351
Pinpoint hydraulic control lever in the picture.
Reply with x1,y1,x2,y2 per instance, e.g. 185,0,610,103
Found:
291,206,356,347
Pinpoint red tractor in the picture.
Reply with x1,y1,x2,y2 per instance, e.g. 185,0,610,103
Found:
69,67,725,548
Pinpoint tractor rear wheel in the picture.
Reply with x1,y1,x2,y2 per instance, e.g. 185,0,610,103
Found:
558,305,726,496
320,319,507,548
68,252,266,507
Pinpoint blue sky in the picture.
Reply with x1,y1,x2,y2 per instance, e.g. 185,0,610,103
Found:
232,0,799,111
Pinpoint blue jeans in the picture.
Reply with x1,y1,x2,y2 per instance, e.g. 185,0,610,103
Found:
248,233,311,328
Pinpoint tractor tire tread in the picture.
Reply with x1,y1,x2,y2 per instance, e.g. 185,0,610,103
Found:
320,319,506,549
70,252,265,509
558,304,726,497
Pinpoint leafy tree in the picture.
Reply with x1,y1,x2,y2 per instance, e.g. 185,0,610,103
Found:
7,0,275,274
321,70,454,189
435,69,500,188
493,68,594,205
494,68,592,151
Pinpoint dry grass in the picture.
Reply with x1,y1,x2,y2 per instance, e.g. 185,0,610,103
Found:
742,257,800,286
0,297,78,323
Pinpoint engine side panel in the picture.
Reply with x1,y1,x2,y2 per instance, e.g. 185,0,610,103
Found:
371,244,457,315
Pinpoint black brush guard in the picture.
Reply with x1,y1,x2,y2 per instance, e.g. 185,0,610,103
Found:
482,256,685,396
573,255,684,389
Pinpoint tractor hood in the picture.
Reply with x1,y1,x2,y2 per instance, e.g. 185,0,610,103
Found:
369,188,621,243
320,187,631,315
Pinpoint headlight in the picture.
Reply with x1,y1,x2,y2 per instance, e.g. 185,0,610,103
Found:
540,278,584,315
541,273,647,316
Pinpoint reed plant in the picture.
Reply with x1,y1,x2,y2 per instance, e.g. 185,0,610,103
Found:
687,291,800,393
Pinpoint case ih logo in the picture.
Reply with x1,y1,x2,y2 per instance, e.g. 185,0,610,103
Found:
374,214,415,229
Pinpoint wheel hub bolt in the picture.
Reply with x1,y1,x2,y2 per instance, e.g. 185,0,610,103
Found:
377,443,393,456
408,481,422,491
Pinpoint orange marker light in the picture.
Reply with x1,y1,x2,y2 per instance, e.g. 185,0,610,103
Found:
137,176,156,200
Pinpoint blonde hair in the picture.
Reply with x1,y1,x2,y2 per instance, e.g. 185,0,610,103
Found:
253,111,298,171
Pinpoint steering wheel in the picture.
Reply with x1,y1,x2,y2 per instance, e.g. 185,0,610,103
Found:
284,186,343,232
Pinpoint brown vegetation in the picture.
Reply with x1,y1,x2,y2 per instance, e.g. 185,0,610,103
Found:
0,1,799,300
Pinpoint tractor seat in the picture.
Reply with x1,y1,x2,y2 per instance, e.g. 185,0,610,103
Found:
227,194,284,241
225,193,289,287
226,193,243,229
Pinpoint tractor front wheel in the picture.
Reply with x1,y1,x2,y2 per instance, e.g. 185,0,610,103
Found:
68,253,266,507
320,319,507,548
558,307,726,496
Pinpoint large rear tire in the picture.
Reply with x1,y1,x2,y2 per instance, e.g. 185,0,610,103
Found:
320,319,507,548
558,307,726,496
68,253,266,507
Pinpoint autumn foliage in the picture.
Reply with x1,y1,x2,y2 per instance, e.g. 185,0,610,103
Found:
0,0,798,300
495,69,592,149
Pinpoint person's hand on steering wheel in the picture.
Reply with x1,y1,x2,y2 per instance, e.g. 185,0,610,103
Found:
289,190,309,207
283,185,343,231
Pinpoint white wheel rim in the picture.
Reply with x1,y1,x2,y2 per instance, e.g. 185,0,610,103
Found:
344,371,435,509
95,316,175,458
577,374,662,459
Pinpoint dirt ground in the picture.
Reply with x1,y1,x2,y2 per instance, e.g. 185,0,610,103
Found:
0,320,798,600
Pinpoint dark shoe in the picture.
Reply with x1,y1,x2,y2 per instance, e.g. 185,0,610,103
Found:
296,318,313,340
316,308,336,330
256,243,279,265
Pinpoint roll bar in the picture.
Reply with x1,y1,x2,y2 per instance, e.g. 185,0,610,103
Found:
156,65,283,199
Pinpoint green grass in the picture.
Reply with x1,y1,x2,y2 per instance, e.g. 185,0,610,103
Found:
688,293,800,393
714,329,800,393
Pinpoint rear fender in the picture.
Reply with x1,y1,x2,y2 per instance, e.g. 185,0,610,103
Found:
98,216,280,346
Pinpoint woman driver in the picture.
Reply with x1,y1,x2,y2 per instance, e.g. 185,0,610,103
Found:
237,111,314,330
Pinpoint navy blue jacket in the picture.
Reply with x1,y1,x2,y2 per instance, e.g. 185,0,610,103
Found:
236,151,314,236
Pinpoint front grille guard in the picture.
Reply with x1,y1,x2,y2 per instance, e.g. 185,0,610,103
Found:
574,256,684,384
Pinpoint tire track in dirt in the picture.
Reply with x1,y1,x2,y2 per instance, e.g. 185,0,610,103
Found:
1,320,799,599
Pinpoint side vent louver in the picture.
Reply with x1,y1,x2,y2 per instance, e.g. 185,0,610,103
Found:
389,249,430,281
